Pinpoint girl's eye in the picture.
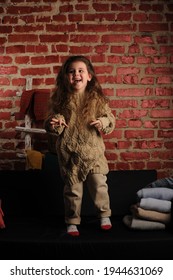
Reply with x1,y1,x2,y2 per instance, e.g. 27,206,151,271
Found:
68,69,84,74
68,69,74,74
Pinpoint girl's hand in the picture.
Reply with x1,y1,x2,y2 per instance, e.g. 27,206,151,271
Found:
90,119,103,131
50,117,68,129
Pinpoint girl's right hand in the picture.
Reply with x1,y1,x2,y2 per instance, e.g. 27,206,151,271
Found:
50,117,68,129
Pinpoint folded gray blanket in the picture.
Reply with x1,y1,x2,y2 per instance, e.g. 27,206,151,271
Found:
137,187,173,201
139,197,172,212
123,215,165,230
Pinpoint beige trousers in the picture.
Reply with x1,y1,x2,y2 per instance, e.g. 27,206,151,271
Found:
64,173,111,225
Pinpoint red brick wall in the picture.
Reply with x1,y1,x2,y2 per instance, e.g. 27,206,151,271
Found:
0,0,173,178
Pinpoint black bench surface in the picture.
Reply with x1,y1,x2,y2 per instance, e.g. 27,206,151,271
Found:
0,168,173,260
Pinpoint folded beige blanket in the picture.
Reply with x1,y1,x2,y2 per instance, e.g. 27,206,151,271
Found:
131,204,171,224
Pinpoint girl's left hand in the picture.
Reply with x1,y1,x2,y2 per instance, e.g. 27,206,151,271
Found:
90,119,103,131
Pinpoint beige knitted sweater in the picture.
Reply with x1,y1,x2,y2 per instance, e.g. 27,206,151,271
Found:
45,96,115,186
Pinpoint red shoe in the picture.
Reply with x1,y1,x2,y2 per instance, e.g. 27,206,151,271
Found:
68,231,80,236
67,225,79,236
101,224,112,230
101,217,112,230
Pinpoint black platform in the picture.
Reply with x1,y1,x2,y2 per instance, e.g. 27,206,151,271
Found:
0,166,173,260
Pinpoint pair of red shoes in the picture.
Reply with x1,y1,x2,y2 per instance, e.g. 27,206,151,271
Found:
0,199,5,229
67,218,112,236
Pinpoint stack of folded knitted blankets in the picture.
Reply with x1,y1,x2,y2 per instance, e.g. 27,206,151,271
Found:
123,177,173,230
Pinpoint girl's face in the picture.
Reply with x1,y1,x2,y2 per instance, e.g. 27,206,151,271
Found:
67,61,92,93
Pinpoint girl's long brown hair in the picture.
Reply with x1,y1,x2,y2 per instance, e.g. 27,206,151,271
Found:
47,55,109,124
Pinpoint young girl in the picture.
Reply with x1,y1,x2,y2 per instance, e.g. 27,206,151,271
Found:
44,55,115,236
